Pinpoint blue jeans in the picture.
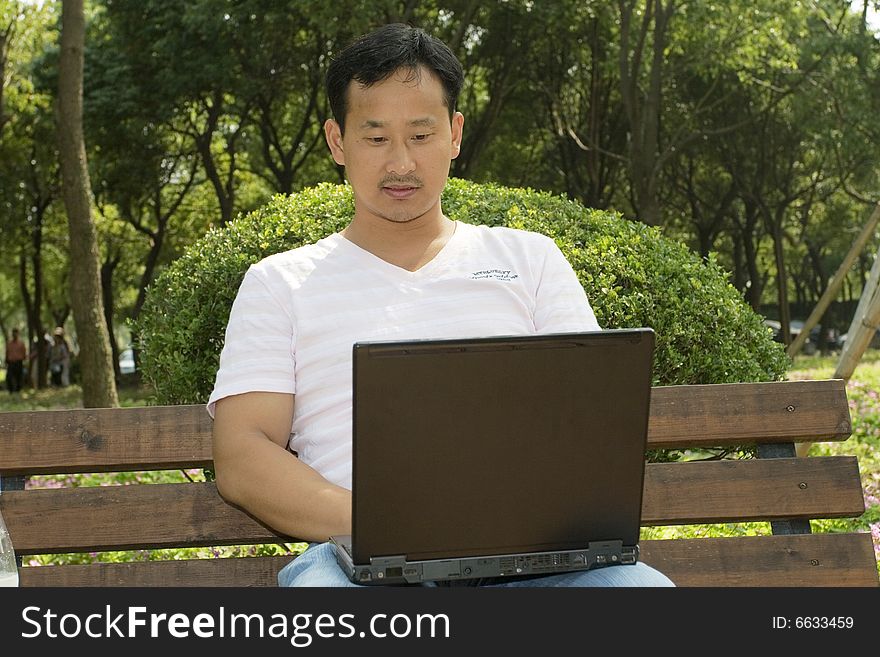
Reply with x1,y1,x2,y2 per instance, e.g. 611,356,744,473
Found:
278,542,675,587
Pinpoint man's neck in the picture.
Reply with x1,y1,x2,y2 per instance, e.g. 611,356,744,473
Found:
342,210,456,272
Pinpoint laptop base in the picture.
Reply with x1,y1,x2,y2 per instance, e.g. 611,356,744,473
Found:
331,536,638,585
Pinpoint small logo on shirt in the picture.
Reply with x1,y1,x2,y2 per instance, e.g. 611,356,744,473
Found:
470,269,519,281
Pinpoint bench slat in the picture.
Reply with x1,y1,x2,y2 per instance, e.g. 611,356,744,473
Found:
0,379,852,476
1,456,865,555
647,379,852,449
640,533,879,586
19,556,294,587
0,483,288,554
642,455,865,525
0,405,214,475
17,534,878,587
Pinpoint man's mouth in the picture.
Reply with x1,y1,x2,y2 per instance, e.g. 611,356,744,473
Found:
382,185,420,199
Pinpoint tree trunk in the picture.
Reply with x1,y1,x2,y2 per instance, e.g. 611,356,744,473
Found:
101,255,121,381
57,0,118,408
617,0,674,226
19,253,47,389
771,217,792,347
732,200,764,309
25,199,50,388
194,92,236,226
0,17,11,134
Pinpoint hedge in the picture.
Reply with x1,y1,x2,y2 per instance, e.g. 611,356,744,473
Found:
134,178,789,412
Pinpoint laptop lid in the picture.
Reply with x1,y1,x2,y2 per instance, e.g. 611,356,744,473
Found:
350,328,655,565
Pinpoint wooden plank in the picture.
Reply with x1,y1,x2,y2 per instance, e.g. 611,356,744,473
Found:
0,405,212,476
641,456,866,525
0,405,214,476
18,534,879,587
0,482,290,554
19,556,294,587
1,456,865,555
0,379,852,476
640,533,880,587
647,379,852,449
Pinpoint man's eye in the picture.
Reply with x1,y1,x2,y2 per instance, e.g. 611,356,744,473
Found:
412,134,432,141
367,137,387,144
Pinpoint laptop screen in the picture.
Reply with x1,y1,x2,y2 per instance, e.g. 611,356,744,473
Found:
351,329,654,563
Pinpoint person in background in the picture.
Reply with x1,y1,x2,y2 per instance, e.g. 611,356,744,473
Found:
59,328,73,386
48,327,70,387
4,328,27,394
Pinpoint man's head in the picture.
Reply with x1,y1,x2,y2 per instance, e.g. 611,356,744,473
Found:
326,23,464,135
12,328,19,339
323,24,466,226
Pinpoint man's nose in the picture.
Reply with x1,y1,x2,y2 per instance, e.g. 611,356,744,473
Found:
386,141,415,175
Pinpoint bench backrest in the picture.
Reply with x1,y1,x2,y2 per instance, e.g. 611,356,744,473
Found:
1,379,877,586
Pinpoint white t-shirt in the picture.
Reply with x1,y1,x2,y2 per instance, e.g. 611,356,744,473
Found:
207,221,600,489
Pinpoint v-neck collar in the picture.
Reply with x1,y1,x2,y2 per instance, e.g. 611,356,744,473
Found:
334,221,463,276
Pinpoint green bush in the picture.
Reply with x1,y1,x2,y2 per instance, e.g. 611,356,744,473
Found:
135,178,789,410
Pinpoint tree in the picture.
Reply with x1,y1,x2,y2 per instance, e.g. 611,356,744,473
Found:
228,2,333,194
0,0,60,387
526,1,627,208
0,2,14,134
57,0,118,407
616,0,676,226
3,0,872,376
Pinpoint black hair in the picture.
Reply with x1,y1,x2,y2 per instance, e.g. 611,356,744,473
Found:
326,23,464,134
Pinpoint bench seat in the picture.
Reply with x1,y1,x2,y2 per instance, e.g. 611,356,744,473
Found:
1,379,877,587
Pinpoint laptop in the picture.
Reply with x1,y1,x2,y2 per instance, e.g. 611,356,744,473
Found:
331,328,655,585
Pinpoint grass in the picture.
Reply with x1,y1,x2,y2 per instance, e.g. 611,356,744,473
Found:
0,378,154,411
3,352,879,574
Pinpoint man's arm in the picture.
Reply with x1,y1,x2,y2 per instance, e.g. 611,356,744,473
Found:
212,391,351,542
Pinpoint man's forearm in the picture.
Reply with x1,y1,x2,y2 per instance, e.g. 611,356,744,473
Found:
214,429,352,543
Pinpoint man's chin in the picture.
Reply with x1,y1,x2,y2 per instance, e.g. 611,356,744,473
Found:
375,203,435,224
355,194,440,225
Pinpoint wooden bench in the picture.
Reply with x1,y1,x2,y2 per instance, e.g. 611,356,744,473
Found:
1,378,877,587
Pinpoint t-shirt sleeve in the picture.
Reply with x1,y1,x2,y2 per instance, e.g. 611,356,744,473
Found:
206,264,297,418
532,237,601,332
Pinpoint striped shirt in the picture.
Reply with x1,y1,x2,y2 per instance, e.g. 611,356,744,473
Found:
207,221,599,489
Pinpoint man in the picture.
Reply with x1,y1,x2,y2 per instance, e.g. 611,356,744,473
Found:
48,328,71,387
4,328,26,394
208,23,672,588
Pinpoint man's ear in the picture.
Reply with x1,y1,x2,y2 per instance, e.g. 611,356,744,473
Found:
324,119,345,166
450,111,464,160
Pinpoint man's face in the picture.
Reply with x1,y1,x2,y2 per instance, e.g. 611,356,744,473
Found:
324,66,463,225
